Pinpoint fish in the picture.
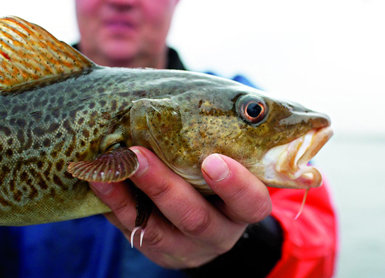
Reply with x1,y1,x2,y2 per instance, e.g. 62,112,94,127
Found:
0,16,332,226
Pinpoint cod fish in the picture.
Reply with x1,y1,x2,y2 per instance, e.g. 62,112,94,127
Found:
0,17,332,227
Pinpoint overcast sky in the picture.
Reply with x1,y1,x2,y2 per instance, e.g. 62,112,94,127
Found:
2,0,385,136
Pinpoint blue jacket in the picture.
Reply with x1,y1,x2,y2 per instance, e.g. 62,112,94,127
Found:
0,215,185,278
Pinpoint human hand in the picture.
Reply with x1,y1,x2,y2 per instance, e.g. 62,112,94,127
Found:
89,146,272,269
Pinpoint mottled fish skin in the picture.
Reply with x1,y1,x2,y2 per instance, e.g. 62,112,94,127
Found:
0,67,219,224
0,17,332,226
0,67,329,225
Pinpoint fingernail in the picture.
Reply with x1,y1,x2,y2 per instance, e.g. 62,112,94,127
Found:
201,154,230,182
131,148,149,177
90,182,114,195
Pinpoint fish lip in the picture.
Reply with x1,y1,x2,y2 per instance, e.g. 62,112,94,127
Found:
260,126,333,188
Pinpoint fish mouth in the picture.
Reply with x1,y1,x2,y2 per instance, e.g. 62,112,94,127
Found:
259,126,333,189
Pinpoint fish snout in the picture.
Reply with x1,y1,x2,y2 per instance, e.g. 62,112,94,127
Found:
308,112,331,130
279,109,331,130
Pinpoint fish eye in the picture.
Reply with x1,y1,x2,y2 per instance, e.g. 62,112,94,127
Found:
238,96,267,124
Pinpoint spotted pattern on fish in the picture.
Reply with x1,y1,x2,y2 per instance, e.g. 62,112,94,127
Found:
0,17,332,226
0,16,93,92
0,66,247,223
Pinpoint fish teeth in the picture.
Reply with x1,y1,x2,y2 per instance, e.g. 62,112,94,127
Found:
260,127,333,188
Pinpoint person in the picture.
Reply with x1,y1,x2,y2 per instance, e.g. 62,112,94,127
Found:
0,0,338,277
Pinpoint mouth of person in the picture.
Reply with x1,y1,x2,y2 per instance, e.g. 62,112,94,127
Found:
261,126,333,188
103,19,137,34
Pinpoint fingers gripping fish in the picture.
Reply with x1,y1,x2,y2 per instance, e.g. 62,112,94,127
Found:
0,17,333,246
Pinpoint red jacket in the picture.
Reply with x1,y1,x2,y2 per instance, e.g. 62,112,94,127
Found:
267,178,338,278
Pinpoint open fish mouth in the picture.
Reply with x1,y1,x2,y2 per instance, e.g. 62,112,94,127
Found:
260,126,333,189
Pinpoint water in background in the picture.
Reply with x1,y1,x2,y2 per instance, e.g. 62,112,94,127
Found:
313,133,385,278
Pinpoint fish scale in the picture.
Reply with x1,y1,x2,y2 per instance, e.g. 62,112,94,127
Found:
0,17,332,226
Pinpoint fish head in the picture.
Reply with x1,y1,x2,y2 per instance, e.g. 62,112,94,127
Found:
129,74,332,193
232,90,333,189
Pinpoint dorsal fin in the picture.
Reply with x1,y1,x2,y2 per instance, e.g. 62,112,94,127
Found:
0,16,95,92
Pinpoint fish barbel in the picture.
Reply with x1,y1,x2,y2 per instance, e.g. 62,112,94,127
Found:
0,17,332,226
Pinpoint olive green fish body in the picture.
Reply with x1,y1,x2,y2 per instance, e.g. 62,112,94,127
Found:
0,67,246,224
0,67,214,224
0,17,333,226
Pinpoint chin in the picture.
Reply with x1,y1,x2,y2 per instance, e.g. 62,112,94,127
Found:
102,41,138,63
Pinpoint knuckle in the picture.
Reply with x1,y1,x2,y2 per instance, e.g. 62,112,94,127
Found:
142,228,164,248
228,182,249,202
228,180,271,223
146,177,172,201
110,198,131,214
179,207,211,236
111,202,136,226
249,198,272,223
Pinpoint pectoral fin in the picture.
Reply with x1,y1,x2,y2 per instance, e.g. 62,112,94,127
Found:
67,148,139,182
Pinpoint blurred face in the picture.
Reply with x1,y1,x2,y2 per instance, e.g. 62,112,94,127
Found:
75,0,179,67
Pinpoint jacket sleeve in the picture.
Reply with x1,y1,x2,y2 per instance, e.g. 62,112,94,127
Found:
267,178,338,278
